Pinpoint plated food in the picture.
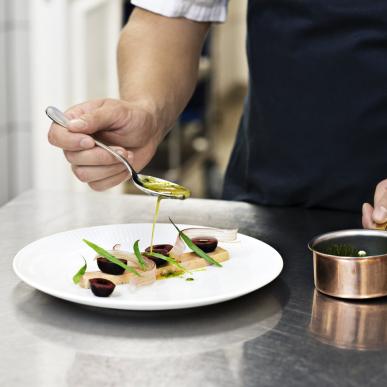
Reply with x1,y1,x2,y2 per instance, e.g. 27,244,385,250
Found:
74,219,238,297
13,223,283,310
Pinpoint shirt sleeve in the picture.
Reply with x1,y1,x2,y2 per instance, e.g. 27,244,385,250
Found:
131,0,228,22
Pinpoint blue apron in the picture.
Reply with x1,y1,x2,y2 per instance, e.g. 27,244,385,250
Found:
223,0,387,211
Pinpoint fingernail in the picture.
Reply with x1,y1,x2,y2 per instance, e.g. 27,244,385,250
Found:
69,119,87,130
80,137,94,149
116,149,126,156
373,206,387,222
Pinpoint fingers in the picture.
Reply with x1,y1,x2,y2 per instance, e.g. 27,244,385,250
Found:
47,100,105,150
65,100,156,149
88,170,129,191
47,98,158,191
372,179,387,224
362,203,376,229
67,101,128,135
71,163,127,183
48,123,95,151
48,99,120,151
64,146,134,188
64,146,133,166
64,100,105,119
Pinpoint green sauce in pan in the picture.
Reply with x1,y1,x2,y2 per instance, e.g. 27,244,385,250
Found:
322,244,367,257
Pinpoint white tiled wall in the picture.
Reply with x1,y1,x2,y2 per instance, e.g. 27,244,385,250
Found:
0,0,32,205
30,0,122,194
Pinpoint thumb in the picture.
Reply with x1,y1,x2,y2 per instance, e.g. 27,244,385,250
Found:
67,104,123,135
372,180,387,224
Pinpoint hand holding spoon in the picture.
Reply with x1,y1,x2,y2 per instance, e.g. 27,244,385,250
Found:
46,106,190,200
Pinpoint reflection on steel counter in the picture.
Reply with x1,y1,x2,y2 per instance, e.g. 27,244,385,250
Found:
309,290,387,351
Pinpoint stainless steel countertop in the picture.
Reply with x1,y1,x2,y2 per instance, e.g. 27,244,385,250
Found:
1,190,386,387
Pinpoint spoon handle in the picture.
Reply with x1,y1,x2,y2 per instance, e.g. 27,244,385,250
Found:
93,139,134,179
45,106,135,179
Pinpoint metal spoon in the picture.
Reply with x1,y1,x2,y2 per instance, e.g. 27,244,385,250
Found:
45,106,190,199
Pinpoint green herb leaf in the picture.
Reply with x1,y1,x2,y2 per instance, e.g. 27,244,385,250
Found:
73,256,87,284
148,251,186,271
83,239,141,277
133,240,146,270
169,218,222,267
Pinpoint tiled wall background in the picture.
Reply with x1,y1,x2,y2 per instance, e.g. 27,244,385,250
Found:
0,0,32,205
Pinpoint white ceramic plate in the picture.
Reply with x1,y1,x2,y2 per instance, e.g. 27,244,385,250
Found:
13,223,283,310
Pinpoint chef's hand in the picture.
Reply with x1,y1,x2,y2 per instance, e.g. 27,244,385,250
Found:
362,179,387,229
48,8,208,191
48,98,164,190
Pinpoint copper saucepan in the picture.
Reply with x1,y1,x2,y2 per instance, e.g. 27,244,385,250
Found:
308,229,387,299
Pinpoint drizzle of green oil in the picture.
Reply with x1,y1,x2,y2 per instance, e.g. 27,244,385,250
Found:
150,196,162,254
147,178,190,259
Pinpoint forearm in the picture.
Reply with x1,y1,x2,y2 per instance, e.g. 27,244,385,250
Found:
117,7,210,135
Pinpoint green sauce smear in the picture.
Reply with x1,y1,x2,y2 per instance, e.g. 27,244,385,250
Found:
159,270,184,279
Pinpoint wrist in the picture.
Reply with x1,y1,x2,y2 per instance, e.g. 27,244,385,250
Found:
121,94,177,143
